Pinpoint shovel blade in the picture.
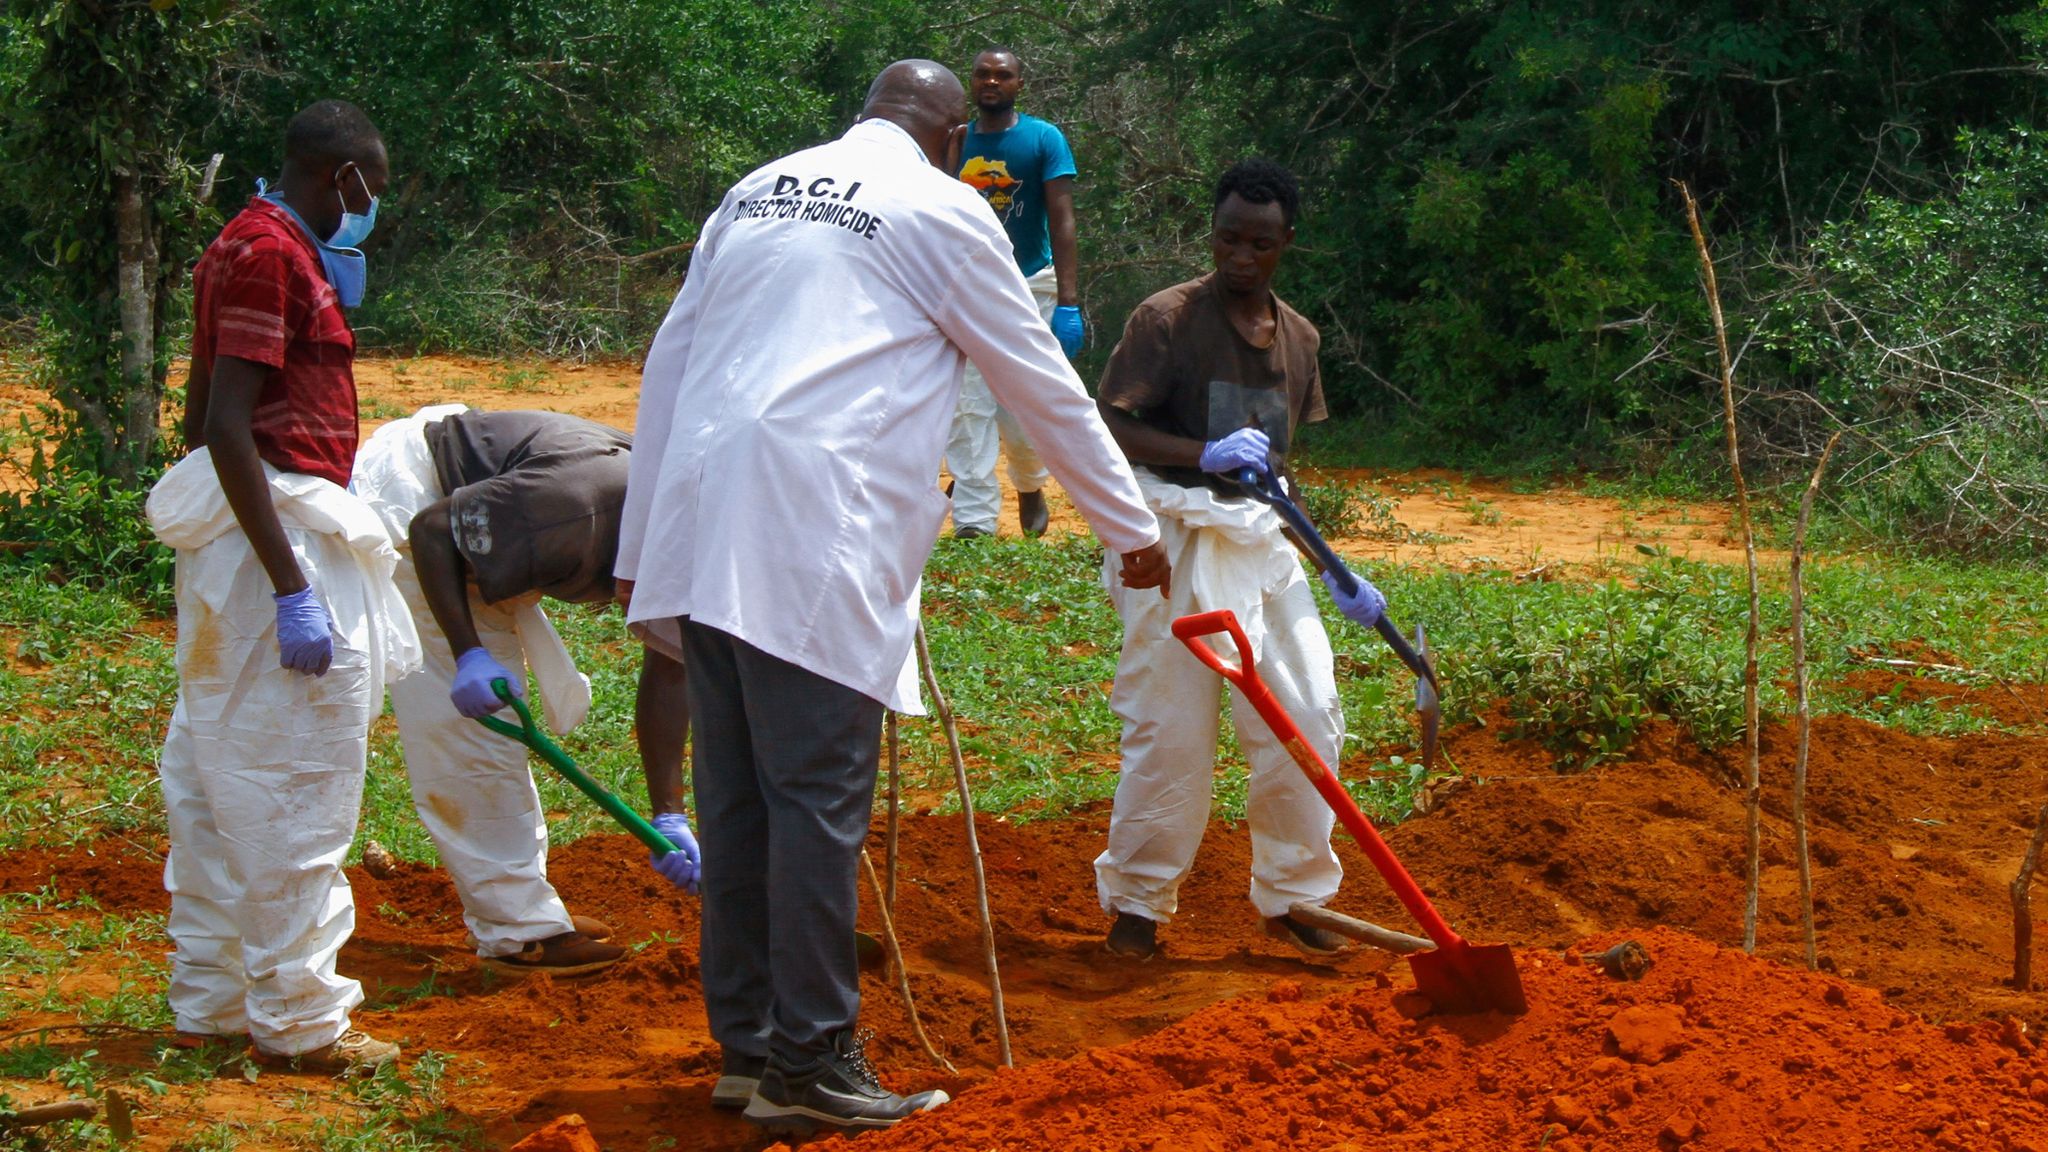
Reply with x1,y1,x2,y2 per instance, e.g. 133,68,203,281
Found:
1405,941,1529,1015
1414,623,1440,772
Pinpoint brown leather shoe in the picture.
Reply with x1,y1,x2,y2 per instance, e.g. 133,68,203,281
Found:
255,1028,399,1075
467,915,613,952
483,930,626,978
1017,490,1048,537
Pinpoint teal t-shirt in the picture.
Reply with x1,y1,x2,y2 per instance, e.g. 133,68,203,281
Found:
957,113,1077,277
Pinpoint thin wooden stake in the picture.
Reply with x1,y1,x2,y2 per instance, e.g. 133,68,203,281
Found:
915,621,1013,1067
1790,432,1840,970
860,847,956,1073
1680,181,1764,954
885,711,902,915
2012,803,2048,991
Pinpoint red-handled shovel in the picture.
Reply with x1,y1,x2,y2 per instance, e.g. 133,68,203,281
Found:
1173,609,1527,1015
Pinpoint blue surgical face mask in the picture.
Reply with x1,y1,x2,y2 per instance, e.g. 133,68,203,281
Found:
256,178,370,309
328,165,378,250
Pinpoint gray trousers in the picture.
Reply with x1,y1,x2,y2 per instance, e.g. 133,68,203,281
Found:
681,618,884,1066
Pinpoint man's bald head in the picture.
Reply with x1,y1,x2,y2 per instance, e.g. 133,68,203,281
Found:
860,60,965,166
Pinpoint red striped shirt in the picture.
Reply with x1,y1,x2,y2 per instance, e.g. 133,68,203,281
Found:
191,197,358,486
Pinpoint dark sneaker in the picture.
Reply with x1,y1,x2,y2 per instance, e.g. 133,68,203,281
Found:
954,526,991,539
1105,912,1159,960
1264,913,1351,957
1018,490,1049,537
482,931,625,977
742,1028,948,1133
713,1050,766,1111
255,1028,398,1076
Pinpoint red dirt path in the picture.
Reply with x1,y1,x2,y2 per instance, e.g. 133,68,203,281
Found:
3,670,2045,1150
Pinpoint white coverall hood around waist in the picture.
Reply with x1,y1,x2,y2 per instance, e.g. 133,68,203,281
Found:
147,447,421,688
1132,467,1302,662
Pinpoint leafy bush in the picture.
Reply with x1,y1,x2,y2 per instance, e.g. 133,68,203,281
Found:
0,464,172,607
1742,128,2048,559
1297,478,1413,543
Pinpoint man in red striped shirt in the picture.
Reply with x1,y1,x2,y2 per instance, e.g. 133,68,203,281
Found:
152,100,405,1076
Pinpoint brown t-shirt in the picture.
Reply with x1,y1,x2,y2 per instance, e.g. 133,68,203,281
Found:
1097,273,1326,492
425,410,633,606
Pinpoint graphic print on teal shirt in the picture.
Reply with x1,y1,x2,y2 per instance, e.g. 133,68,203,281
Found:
956,113,1078,278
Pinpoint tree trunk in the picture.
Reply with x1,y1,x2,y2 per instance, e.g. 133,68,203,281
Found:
112,170,160,485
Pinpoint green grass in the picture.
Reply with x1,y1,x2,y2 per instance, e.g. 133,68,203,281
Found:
4,527,2047,858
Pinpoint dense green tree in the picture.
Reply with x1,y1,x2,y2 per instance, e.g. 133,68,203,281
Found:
1088,0,2045,461
1,0,249,483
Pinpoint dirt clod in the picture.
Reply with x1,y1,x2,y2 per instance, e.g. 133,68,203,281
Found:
1609,1004,1686,1064
1659,1112,1703,1146
1544,1094,1592,1131
508,1114,599,1152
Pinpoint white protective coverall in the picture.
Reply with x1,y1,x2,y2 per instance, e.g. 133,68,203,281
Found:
1094,470,1344,923
945,264,1056,533
350,406,593,957
149,449,418,1055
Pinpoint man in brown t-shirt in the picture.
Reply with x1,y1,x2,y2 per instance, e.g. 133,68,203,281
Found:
1091,158,1386,962
351,408,695,980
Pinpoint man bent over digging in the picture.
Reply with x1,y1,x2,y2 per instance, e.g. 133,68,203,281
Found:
1092,159,1389,962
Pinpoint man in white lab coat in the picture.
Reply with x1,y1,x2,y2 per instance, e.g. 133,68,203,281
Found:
619,60,1170,1134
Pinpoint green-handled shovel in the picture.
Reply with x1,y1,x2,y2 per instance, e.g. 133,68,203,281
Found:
477,678,680,857
473,679,888,970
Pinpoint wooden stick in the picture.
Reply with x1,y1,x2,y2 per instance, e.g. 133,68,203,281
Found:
860,847,955,1073
915,620,1012,1067
2012,803,2048,991
0,1100,97,1128
885,711,901,915
1680,181,1764,955
1790,433,1840,970
1285,902,1434,954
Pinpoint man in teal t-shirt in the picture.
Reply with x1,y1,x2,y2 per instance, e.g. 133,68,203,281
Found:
944,47,1082,539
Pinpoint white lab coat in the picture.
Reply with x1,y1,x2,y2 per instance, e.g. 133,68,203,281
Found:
946,264,1058,533
148,450,418,1054
350,408,586,956
1093,472,1344,923
619,117,1159,713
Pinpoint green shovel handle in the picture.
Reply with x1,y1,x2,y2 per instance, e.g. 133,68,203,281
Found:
475,678,680,857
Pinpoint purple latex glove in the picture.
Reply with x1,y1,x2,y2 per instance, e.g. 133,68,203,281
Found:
1321,570,1387,629
1198,427,1271,477
650,812,701,895
273,586,334,676
451,647,521,719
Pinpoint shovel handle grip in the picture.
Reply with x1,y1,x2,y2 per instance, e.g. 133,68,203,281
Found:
477,679,680,857
1171,611,1465,952
1232,470,1441,696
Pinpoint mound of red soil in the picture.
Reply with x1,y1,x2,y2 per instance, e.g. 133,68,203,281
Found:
6,693,2045,1150
1378,707,2048,1025
811,926,2048,1152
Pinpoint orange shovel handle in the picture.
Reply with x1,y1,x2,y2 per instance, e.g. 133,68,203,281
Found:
1171,609,1466,952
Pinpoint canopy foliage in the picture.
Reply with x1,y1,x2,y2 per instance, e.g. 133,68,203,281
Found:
1,0,2044,561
